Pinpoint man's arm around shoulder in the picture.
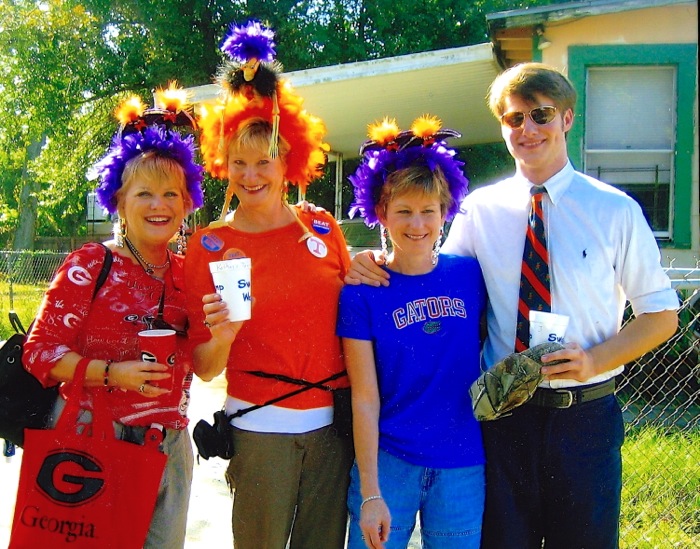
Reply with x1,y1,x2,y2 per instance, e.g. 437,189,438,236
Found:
344,250,390,287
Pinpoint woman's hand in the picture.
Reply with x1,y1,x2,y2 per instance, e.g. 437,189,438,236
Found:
193,293,246,382
202,293,246,344
360,497,391,549
108,360,171,398
296,200,326,213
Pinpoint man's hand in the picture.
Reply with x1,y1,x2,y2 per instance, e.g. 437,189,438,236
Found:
540,310,678,383
296,200,326,213
540,343,596,382
344,250,390,287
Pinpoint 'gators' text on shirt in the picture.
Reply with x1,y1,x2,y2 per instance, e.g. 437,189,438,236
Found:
393,296,466,329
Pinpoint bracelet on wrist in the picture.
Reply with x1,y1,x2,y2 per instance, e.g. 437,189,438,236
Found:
360,495,383,510
103,360,113,387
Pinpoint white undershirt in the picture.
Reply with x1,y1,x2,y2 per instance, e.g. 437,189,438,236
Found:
225,396,333,434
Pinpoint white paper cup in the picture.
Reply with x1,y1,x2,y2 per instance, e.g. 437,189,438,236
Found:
529,311,569,346
209,258,252,321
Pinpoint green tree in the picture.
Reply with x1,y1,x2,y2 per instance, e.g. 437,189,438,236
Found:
0,0,104,249
1,0,561,249
0,0,237,248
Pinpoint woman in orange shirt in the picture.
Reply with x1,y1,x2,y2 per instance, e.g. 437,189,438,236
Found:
184,21,352,549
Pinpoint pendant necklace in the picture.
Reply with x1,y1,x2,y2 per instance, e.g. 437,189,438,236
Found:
124,237,170,275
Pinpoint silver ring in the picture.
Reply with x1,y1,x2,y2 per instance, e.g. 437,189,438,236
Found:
139,384,146,393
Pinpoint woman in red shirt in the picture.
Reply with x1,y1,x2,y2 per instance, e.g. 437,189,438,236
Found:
23,88,204,548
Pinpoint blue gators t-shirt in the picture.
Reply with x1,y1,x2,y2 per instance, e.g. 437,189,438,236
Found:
337,254,486,468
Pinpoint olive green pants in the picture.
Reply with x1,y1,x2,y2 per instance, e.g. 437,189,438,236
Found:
226,425,353,549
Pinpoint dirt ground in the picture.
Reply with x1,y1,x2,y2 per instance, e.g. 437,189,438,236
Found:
0,374,421,547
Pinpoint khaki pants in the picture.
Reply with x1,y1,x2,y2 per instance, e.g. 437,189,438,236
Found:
226,425,353,549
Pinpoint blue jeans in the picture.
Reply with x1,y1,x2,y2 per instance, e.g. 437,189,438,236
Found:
347,449,485,549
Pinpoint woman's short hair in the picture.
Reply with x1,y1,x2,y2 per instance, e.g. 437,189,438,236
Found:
376,164,452,220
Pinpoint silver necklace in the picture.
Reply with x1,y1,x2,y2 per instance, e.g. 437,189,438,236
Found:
124,237,170,275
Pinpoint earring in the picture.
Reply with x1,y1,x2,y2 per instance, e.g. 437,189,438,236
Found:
380,225,389,259
176,222,187,254
431,226,444,265
114,217,127,248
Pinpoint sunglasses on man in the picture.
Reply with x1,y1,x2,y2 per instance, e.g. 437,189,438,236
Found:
500,105,558,129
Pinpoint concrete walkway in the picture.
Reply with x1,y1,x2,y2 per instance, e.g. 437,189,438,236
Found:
1,374,420,547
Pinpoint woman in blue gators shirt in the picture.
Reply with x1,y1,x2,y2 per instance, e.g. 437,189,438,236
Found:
338,116,486,549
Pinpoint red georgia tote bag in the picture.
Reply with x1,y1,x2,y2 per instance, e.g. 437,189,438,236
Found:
9,360,167,548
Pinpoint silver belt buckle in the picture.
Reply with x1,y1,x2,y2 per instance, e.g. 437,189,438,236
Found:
553,389,574,408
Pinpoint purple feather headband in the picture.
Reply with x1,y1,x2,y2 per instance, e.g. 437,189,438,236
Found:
348,116,469,227
92,94,204,214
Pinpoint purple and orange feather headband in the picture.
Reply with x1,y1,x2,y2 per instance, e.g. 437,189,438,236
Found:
349,115,469,227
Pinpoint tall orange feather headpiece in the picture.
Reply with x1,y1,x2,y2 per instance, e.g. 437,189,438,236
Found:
198,20,328,226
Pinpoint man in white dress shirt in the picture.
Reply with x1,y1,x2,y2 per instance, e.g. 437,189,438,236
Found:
346,62,678,548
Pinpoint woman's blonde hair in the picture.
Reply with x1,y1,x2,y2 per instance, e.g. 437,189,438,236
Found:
227,118,291,159
117,151,193,213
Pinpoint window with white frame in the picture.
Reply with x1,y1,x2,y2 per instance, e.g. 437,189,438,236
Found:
584,66,676,238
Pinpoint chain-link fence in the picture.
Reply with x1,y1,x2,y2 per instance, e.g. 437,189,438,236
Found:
618,268,700,547
0,251,68,335
1,250,699,546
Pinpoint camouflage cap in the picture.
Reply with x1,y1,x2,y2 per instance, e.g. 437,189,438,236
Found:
470,342,566,421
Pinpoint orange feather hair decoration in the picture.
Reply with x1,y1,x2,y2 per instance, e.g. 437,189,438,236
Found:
115,96,146,126
367,117,400,147
198,78,328,195
154,81,190,113
411,114,442,139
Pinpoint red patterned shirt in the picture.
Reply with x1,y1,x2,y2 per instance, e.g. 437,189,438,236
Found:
23,242,192,429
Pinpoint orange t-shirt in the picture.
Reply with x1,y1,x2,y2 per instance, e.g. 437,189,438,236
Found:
185,208,350,409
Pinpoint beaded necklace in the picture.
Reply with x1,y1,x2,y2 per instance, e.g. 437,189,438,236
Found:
124,237,170,275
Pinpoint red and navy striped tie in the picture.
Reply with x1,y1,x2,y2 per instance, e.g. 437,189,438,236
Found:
515,187,551,352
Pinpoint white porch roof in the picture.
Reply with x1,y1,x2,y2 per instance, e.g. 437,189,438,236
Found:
186,42,503,159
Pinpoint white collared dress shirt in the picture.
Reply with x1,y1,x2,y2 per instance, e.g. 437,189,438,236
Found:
443,161,679,388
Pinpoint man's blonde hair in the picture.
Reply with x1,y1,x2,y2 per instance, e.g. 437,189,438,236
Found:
487,62,577,119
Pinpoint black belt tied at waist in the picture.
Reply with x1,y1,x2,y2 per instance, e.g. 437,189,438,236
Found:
530,379,615,409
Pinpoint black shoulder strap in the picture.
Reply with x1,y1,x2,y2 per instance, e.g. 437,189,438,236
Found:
92,243,113,299
243,370,346,392
228,370,349,419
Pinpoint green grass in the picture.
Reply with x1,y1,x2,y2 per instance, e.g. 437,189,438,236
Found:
620,426,700,548
0,281,46,340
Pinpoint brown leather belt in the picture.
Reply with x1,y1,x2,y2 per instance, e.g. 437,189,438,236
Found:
530,379,615,409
